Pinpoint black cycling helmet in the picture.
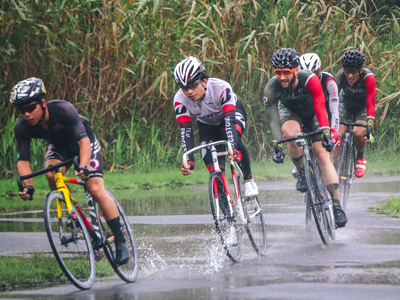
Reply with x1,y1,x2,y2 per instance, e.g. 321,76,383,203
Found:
10,77,46,107
341,50,365,69
271,48,300,69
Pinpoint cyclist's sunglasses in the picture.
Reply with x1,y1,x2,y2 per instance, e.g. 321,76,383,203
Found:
18,102,38,114
274,68,296,77
180,80,201,91
343,68,360,75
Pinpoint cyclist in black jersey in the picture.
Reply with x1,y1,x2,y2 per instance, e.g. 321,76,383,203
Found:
264,48,347,227
10,77,129,265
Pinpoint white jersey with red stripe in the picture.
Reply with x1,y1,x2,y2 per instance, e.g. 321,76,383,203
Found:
173,78,237,126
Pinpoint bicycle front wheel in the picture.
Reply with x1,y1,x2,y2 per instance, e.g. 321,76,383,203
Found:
338,139,354,210
243,195,267,256
44,191,95,290
304,160,332,245
209,173,242,263
99,189,138,283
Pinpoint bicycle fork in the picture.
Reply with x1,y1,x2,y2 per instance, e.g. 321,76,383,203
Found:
211,146,247,225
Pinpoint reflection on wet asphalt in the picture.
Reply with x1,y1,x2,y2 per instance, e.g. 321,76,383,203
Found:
1,176,400,299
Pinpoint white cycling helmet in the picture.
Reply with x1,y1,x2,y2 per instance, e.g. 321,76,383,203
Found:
174,56,205,87
299,53,321,72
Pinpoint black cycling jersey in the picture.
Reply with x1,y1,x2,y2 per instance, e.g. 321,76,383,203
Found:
15,100,95,161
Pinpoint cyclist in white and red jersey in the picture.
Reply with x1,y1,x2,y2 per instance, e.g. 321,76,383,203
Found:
10,77,129,265
264,48,347,227
173,56,258,197
335,50,376,178
299,53,339,131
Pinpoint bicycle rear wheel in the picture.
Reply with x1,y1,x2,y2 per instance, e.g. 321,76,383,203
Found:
209,172,242,263
99,189,138,283
304,160,332,245
338,139,354,210
44,191,95,290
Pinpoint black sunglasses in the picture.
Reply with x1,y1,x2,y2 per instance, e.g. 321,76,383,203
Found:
180,80,201,91
18,102,38,114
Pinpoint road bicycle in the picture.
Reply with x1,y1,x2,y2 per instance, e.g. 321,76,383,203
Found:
17,157,138,290
274,129,337,245
183,140,267,263
336,121,371,210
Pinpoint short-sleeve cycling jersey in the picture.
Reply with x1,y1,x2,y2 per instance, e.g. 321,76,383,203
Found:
15,100,95,161
173,78,240,161
335,68,376,119
320,72,339,131
263,70,329,141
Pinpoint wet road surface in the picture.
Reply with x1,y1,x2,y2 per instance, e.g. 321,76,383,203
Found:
1,176,400,299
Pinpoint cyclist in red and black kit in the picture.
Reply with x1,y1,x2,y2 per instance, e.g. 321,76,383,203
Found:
173,56,258,197
335,50,376,178
263,48,347,227
10,77,129,265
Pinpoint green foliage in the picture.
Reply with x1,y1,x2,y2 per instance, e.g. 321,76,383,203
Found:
1,0,400,175
371,193,400,217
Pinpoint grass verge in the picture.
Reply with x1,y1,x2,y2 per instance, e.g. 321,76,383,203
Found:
0,254,114,292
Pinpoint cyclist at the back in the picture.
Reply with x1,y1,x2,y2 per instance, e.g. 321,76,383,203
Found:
10,77,129,265
173,56,258,198
335,50,376,178
263,48,347,227
299,53,339,132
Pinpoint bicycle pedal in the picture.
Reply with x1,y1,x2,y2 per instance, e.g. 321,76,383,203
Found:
92,240,103,250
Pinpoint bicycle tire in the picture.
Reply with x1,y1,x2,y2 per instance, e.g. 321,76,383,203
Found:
209,172,242,263
98,189,138,283
304,158,332,245
234,169,267,256
338,138,354,210
44,191,96,290
243,195,267,256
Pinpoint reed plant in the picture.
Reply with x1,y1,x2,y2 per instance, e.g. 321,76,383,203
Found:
1,0,399,178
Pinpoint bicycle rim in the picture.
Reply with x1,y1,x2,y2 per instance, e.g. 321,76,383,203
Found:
44,191,95,290
304,161,331,245
100,189,139,283
209,173,242,263
243,196,267,256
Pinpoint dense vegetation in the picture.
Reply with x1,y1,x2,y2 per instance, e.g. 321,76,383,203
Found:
1,0,399,177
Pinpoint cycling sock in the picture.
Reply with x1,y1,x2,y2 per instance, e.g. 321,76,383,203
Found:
292,155,304,169
356,151,364,159
107,216,126,243
332,199,341,208
326,183,340,205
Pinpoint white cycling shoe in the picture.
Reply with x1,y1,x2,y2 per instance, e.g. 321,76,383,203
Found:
244,180,259,198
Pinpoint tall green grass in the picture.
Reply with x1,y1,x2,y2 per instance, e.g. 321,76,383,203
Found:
1,0,400,177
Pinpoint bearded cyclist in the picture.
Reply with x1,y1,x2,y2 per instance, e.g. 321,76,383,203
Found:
263,48,347,227
10,77,129,265
173,56,258,197
335,50,376,178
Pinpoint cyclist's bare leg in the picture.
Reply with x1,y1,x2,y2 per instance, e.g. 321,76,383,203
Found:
314,141,340,202
85,177,119,221
281,120,304,169
353,119,367,157
314,142,338,184
44,158,67,190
